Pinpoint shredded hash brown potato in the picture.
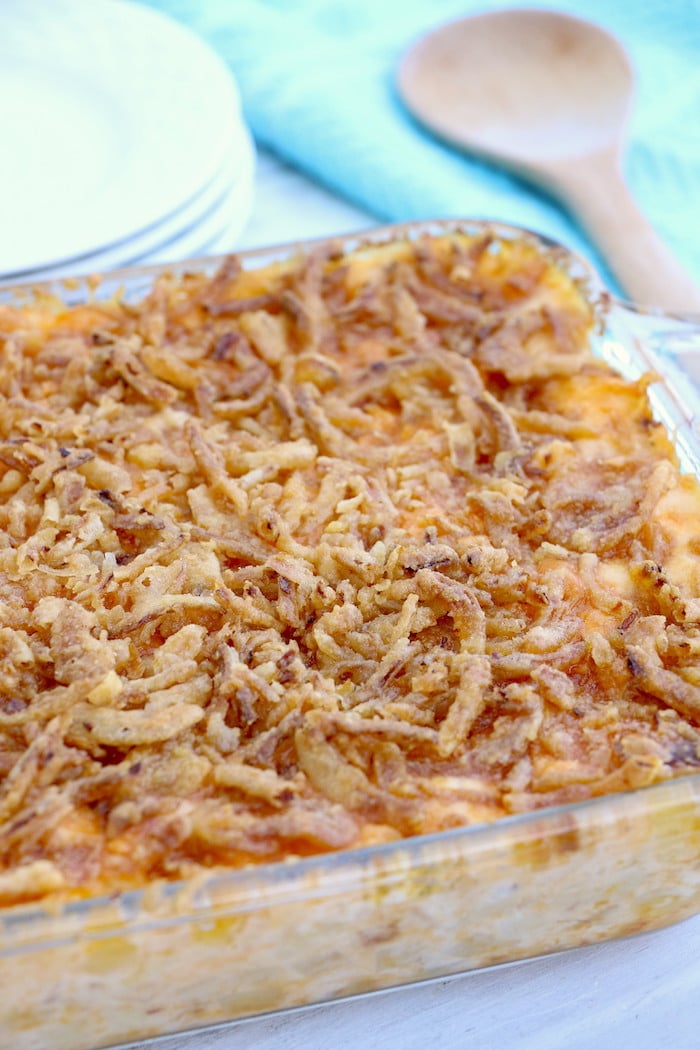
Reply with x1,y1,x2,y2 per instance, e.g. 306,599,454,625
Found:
0,230,699,905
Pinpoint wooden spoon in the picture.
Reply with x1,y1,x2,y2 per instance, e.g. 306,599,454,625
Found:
397,8,700,313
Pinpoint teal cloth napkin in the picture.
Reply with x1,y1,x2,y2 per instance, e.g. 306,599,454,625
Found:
146,0,700,294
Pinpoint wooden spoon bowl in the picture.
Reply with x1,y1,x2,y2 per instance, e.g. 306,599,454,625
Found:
397,8,700,313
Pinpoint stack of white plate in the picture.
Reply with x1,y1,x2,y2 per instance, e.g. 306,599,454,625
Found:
0,0,255,285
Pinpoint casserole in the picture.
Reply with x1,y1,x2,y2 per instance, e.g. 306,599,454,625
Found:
0,219,699,1049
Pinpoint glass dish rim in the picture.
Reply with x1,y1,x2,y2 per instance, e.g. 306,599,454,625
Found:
2,771,699,940
4,215,700,326
1,214,699,938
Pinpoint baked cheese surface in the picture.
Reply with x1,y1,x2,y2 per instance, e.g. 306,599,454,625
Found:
0,232,699,904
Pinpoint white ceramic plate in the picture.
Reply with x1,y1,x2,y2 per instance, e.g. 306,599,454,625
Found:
100,125,256,269
0,0,242,274
5,125,256,284
2,122,256,282
148,170,256,265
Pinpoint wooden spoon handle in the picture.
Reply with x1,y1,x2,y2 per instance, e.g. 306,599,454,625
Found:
552,150,700,314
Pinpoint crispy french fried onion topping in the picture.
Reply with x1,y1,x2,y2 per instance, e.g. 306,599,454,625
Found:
0,231,699,904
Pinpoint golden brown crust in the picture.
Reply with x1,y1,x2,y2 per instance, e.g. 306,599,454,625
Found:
0,231,699,905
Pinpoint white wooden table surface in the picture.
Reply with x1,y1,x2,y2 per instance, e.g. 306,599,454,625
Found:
141,148,700,1050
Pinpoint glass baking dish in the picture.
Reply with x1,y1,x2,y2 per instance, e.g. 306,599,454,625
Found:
1,219,700,1050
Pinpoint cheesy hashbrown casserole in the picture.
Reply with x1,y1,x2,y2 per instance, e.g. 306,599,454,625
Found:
0,230,699,907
